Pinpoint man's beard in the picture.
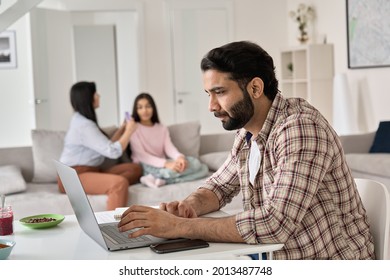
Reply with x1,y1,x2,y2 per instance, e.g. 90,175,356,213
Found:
214,88,254,130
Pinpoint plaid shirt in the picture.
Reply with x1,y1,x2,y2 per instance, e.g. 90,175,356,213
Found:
200,93,375,259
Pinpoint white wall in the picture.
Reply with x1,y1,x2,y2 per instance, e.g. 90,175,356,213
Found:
0,0,288,147
234,0,287,78
5,0,388,148
71,11,140,127
0,15,35,148
106,0,288,125
287,0,390,134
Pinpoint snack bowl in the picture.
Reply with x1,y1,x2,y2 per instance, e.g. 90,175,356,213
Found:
0,239,16,260
19,214,65,229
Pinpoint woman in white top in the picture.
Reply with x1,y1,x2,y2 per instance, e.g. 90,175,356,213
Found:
59,81,142,210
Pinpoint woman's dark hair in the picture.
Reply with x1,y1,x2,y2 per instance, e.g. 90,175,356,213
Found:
132,92,160,124
200,41,280,100
70,81,101,127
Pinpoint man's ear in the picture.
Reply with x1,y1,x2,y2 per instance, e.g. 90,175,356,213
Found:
247,77,264,98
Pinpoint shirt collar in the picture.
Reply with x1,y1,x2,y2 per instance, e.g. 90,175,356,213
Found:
242,92,286,144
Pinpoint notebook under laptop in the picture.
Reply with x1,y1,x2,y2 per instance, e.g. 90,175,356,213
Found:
54,160,168,251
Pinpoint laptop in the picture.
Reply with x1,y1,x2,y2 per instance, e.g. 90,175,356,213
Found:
54,160,168,251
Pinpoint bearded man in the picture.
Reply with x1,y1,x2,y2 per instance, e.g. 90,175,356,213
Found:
118,41,375,260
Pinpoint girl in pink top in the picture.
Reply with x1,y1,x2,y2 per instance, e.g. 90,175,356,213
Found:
130,93,208,188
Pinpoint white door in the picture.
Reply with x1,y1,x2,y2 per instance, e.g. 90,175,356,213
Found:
167,0,233,134
30,8,75,131
30,9,141,131
73,25,119,127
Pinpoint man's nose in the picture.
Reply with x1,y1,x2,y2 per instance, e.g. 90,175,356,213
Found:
208,94,220,112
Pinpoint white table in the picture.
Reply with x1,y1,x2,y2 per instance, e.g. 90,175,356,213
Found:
6,211,283,260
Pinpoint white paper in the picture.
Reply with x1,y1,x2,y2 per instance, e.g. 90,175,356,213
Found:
95,210,116,224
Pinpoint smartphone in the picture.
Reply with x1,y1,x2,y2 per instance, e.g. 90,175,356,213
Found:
150,239,209,254
125,111,131,121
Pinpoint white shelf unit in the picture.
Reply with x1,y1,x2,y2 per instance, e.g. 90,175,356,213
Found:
280,44,334,124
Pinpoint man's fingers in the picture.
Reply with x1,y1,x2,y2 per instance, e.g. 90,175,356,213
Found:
118,206,151,227
177,203,188,217
122,205,150,216
128,227,150,238
165,201,180,214
159,202,167,211
120,223,150,237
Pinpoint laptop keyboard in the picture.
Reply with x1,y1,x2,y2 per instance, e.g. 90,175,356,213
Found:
100,225,152,244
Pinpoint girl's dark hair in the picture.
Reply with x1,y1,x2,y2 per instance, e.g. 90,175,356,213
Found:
132,92,160,124
200,41,280,100
70,81,106,136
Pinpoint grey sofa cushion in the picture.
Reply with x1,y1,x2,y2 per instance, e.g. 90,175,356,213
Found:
0,165,27,195
0,146,34,182
31,129,66,183
200,151,230,172
31,127,121,183
168,121,201,158
346,153,390,177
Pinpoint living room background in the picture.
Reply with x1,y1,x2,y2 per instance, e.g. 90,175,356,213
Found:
1,0,389,148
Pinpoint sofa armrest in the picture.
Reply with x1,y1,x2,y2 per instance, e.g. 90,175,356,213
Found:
199,132,235,155
339,132,376,154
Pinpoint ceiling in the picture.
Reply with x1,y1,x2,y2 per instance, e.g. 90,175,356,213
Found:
0,0,44,32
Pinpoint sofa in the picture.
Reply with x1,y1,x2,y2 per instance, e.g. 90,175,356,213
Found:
0,121,243,220
339,131,390,188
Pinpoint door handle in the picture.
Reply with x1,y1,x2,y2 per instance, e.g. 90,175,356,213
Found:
35,98,48,105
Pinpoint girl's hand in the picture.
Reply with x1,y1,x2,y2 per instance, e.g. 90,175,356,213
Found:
164,160,180,172
175,156,187,172
165,156,187,172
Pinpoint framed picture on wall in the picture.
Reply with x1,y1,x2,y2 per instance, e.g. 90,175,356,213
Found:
0,30,17,69
347,0,390,69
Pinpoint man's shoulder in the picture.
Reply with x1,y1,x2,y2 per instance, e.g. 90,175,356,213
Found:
275,113,332,135
269,109,338,151
277,97,332,130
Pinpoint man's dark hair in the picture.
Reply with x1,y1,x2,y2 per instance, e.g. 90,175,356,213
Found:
200,41,279,100
132,92,160,124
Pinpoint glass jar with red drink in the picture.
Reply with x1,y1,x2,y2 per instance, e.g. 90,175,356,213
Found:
0,206,13,235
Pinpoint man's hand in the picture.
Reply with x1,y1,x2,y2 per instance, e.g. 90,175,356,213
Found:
159,200,197,218
118,205,182,239
117,204,244,243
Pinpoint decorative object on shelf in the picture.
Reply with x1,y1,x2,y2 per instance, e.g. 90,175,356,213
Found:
280,44,334,124
287,62,293,76
289,3,315,44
